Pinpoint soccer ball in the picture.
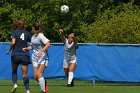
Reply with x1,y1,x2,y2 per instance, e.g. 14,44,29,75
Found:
61,5,69,13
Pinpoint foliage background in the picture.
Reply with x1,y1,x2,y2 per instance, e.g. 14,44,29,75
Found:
0,0,140,43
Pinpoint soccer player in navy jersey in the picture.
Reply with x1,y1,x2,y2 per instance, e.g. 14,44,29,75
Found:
23,23,50,93
59,28,78,87
7,20,31,93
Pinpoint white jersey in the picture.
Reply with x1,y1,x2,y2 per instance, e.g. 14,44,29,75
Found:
31,33,49,54
31,33,49,67
64,38,77,61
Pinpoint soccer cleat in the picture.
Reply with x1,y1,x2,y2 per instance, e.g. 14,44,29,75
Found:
71,79,74,87
11,84,18,93
45,81,48,92
26,90,30,93
41,91,45,93
67,84,72,87
45,85,48,92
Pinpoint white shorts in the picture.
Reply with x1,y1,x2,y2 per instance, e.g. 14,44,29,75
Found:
32,53,48,67
63,59,77,68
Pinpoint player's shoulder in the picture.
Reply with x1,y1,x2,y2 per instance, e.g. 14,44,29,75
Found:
22,30,30,34
38,33,44,37
12,30,28,33
38,33,50,42
64,38,68,43
38,33,46,39
12,30,20,36
12,30,17,34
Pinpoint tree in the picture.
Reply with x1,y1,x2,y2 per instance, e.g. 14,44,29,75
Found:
80,3,140,43
0,0,98,42
0,0,140,43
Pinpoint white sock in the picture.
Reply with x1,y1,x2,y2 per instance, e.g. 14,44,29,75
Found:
38,77,45,92
68,72,74,84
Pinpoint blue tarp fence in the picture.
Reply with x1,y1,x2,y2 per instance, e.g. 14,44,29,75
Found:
0,43,140,82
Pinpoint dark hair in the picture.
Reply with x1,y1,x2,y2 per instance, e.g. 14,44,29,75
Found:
13,20,25,30
32,23,40,30
32,22,46,35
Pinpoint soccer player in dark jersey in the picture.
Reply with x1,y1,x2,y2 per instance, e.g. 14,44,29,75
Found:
7,20,31,93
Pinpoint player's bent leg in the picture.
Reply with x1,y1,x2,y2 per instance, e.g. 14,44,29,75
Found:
37,64,46,92
12,63,18,84
12,71,18,91
64,68,69,78
11,63,18,93
68,62,76,72
23,76,30,93
67,72,74,87
34,67,38,80
38,77,45,92
21,64,30,93
67,63,76,87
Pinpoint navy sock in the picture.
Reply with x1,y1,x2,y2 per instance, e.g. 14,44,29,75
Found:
23,77,29,90
12,72,17,84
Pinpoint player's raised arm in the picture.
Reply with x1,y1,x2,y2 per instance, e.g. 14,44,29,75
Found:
59,28,66,41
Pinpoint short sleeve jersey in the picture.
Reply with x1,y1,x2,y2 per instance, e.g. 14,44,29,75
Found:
64,38,77,60
11,30,31,56
31,33,49,55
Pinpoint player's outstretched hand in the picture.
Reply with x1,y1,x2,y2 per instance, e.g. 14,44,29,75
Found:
22,48,27,51
6,50,10,54
38,51,43,58
59,29,64,33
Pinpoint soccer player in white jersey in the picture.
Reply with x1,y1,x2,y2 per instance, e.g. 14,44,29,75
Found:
59,28,78,87
23,23,50,93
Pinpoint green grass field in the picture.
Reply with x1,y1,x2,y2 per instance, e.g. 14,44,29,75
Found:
1,80,140,93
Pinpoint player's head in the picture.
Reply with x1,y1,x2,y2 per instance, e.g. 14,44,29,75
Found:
68,33,75,43
13,20,25,30
32,22,45,35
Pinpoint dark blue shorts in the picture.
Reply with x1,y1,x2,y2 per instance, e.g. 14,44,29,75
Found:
11,55,31,65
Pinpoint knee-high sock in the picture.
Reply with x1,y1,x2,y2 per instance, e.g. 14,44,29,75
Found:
68,72,74,84
38,77,45,92
12,71,17,85
23,77,29,91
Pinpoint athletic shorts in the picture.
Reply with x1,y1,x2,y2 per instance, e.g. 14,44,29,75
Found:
32,53,48,67
63,59,77,68
11,55,31,65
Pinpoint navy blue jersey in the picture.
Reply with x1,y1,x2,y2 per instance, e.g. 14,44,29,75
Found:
11,30,31,56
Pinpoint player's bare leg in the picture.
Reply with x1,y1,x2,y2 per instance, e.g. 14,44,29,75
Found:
67,63,76,87
64,68,69,86
64,68,69,78
37,64,47,93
